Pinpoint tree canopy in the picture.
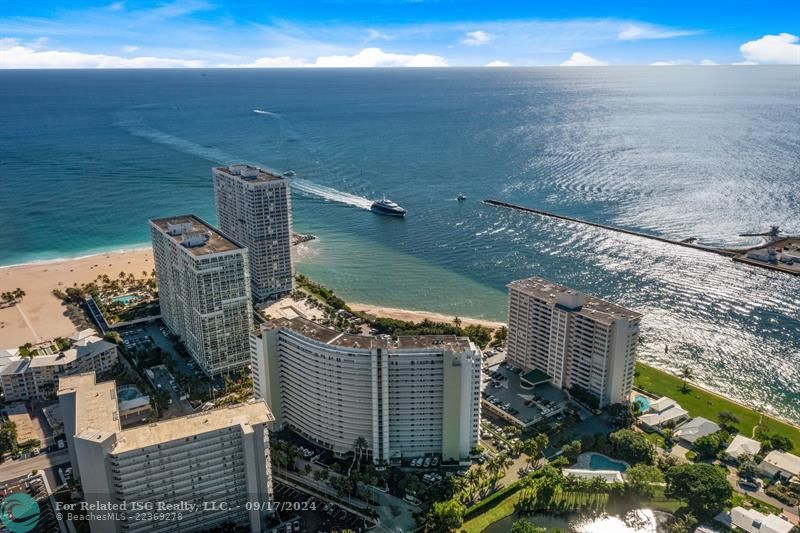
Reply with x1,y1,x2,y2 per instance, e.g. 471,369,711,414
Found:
665,463,732,518
609,429,655,465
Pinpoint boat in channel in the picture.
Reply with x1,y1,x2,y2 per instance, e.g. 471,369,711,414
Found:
371,197,407,217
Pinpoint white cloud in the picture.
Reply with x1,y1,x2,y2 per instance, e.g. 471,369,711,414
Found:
650,59,693,66
226,48,448,68
700,59,718,66
485,60,510,67
560,52,607,67
0,38,203,68
739,33,800,65
617,23,698,41
122,45,139,53
461,30,492,46
732,60,758,66
108,1,125,11
364,29,392,44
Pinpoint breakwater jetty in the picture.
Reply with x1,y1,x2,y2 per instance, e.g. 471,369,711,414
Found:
482,199,740,257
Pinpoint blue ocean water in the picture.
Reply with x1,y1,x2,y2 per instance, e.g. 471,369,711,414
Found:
1,68,799,422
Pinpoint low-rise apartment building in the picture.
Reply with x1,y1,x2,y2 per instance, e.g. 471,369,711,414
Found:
251,316,481,464
1,329,117,402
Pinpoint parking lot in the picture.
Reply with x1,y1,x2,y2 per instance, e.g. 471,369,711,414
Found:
118,322,201,415
0,472,60,532
270,481,375,533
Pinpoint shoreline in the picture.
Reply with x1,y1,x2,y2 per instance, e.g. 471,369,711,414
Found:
2,247,798,429
0,245,153,271
349,302,506,330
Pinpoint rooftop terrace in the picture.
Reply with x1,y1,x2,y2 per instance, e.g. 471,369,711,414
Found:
150,214,243,257
508,277,642,324
266,316,473,352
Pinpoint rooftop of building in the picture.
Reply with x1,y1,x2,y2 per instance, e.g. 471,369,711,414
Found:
57,372,121,436
214,164,285,183
508,277,642,323
1,332,114,375
265,316,473,352
112,400,273,454
150,214,243,256
760,450,800,475
60,372,274,454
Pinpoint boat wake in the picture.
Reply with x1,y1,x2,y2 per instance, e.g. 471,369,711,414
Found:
291,178,372,210
120,122,372,210
253,109,279,117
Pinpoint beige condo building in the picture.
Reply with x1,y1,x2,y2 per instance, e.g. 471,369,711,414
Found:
58,372,274,533
506,277,641,407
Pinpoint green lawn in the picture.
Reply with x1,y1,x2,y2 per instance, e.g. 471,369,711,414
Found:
461,490,524,533
635,363,800,451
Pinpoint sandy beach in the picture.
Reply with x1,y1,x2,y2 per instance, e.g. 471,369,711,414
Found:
349,302,505,330
0,244,504,348
0,249,154,347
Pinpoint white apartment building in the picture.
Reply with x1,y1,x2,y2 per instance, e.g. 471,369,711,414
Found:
58,372,274,533
150,215,253,375
251,317,481,464
506,277,641,407
213,165,294,301
1,329,117,402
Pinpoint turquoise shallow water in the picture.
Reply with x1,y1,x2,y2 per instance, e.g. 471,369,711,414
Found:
1,68,798,423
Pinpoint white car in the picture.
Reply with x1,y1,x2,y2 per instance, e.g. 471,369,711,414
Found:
423,457,431,468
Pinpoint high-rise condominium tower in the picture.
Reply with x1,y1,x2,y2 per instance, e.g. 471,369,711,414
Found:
250,317,482,464
150,215,253,375
213,165,294,301
58,372,274,533
506,277,641,407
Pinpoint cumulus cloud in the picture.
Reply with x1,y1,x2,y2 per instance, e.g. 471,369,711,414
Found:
461,30,492,46
700,59,718,66
618,23,698,41
227,48,448,68
0,38,203,68
739,33,800,64
560,52,608,67
485,60,510,67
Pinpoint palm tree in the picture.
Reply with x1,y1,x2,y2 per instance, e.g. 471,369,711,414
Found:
352,436,368,470
679,365,692,393
453,316,462,327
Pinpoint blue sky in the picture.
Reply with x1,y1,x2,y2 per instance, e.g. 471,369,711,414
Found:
0,0,798,67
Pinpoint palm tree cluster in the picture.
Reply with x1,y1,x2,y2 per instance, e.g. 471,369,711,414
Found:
0,288,25,306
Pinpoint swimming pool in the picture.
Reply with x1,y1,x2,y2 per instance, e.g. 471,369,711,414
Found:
117,387,141,401
110,294,138,305
590,454,628,472
634,394,651,412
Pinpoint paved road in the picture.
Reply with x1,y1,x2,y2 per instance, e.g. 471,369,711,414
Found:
0,449,70,482
726,470,800,525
